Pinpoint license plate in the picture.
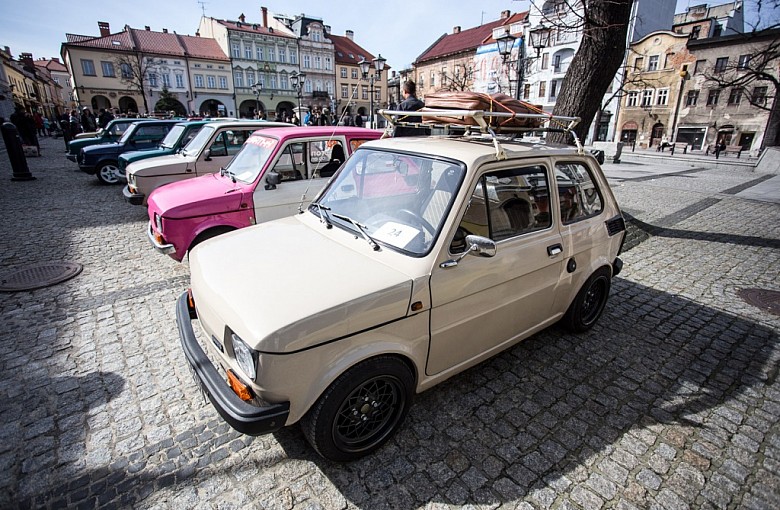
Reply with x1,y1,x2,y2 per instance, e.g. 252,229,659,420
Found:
187,361,208,404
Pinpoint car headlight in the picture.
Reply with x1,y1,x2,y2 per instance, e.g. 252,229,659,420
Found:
230,332,257,380
154,213,163,234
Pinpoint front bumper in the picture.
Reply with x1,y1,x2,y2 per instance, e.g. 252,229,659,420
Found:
124,185,145,206
147,222,176,255
79,163,97,175
176,292,290,435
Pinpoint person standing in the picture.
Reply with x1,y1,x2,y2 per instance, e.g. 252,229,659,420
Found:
43,117,50,136
394,80,428,137
98,108,114,129
81,108,96,132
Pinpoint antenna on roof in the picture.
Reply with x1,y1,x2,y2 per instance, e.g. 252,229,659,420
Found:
197,0,208,16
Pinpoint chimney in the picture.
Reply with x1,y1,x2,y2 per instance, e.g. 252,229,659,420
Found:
500,10,510,19
145,26,150,31
162,28,168,33
195,30,200,37
453,26,461,34
52,57,60,63
346,30,354,41
19,52,34,71
262,6,268,28
238,13,246,23
98,21,110,37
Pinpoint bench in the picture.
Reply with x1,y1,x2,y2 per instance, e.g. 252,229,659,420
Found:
723,145,744,158
669,142,688,155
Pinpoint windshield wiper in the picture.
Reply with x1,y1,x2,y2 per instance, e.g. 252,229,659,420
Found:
314,203,332,228
331,213,380,251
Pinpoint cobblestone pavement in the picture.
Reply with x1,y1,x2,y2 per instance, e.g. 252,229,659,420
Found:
1,136,778,509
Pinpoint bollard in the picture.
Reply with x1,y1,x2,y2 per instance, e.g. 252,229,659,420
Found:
1,122,35,181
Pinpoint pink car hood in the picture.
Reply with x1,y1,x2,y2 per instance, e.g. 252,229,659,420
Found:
148,173,247,219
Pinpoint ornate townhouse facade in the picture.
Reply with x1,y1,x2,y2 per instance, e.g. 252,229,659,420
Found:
62,22,232,117
329,31,388,122
199,9,299,120
1,47,64,120
286,15,336,115
34,58,72,114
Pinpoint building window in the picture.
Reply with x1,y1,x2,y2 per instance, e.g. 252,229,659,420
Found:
738,54,751,70
204,75,215,88
246,70,255,86
690,25,701,39
728,87,742,105
327,81,333,95
362,85,368,100
314,56,321,69
175,74,184,88
162,73,171,87
656,89,668,105
232,42,240,58
523,84,530,99
341,84,348,98
713,23,723,37
541,53,549,70
752,86,768,105
685,90,699,106
706,89,720,106
121,63,132,79
234,71,244,88
268,47,275,62
280,74,288,90
290,49,297,65
256,47,264,61
278,47,286,63
303,55,311,69
714,57,728,73
627,91,639,107
419,75,424,88
341,67,347,78
325,57,332,70
149,73,158,87
244,45,252,59
351,68,358,79
195,74,204,88
538,81,546,98
430,70,435,86
648,55,659,71
219,76,227,89
694,59,706,75
552,54,561,73
101,61,115,77
81,59,96,76
550,79,558,99
641,89,653,107
634,57,644,70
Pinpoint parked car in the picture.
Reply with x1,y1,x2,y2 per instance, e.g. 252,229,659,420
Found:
66,118,151,162
123,120,288,205
176,116,626,461
78,120,179,184
146,126,382,261
117,120,215,181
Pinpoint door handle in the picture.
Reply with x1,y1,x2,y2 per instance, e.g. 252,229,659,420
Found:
547,243,563,256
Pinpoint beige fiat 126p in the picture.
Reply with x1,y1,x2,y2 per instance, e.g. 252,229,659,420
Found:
176,110,627,461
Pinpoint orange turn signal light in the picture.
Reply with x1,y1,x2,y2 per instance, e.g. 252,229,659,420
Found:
186,288,195,310
227,370,253,401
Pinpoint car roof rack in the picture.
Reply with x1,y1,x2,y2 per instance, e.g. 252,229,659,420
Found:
378,107,583,160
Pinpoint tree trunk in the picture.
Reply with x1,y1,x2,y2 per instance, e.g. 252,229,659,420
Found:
548,0,634,145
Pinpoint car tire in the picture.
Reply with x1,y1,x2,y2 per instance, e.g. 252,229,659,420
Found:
562,267,612,333
96,161,121,185
301,356,414,462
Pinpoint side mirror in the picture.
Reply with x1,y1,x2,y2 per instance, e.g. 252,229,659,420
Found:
264,171,281,190
203,149,211,161
440,235,496,268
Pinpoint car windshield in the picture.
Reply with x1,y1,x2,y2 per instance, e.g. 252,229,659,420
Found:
160,125,186,149
224,135,278,183
311,148,465,256
182,125,216,156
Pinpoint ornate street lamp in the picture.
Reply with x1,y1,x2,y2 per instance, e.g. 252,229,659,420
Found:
495,25,548,100
251,82,262,118
358,54,386,128
290,70,306,124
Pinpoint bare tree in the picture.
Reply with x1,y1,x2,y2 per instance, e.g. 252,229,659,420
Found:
539,0,634,145
702,31,780,149
112,53,158,114
438,64,475,92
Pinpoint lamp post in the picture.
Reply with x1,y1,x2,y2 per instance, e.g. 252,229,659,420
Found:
358,54,386,128
496,25,549,100
290,71,306,124
251,82,262,118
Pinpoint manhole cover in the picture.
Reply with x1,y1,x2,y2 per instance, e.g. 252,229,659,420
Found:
0,261,83,292
738,288,780,316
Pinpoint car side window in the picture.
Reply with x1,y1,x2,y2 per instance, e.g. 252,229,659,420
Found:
132,125,169,142
555,162,603,224
208,131,229,157
273,142,305,181
452,165,551,252
227,130,252,156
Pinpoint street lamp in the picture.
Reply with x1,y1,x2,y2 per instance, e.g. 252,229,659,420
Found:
496,25,549,99
358,54,386,128
290,71,306,124
251,82,262,118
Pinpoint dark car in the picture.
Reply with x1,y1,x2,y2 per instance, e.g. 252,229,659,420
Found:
78,120,179,184
66,118,152,162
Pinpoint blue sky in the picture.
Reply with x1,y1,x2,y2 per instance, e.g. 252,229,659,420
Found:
0,1,771,71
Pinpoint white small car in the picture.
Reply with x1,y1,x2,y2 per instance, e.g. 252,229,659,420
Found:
123,120,287,205
177,117,626,461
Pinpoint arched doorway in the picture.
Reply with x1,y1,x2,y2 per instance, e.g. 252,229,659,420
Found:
118,96,138,115
198,99,226,118
275,101,296,122
154,98,186,117
620,121,638,147
239,99,265,119
91,95,111,111
650,122,664,147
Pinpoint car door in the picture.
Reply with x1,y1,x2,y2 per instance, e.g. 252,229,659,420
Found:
251,139,341,223
196,128,254,175
427,161,565,376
